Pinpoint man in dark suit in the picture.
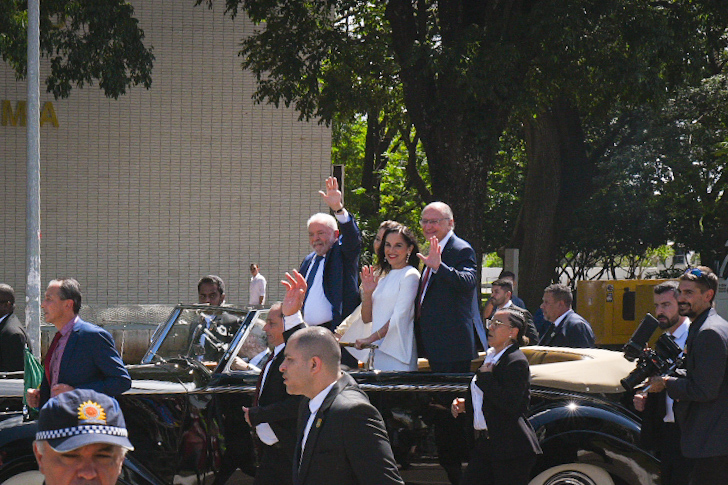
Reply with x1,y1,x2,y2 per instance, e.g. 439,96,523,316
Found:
483,279,539,345
25,278,131,409
191,275,241,361
538,284,595,348
415,202,480,372
299,176,361,332
279,306,403,485
649,267,728,485
243,296,306,485
0,284,30,371
633,281,692,485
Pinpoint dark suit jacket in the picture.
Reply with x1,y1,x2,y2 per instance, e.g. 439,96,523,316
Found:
294,373,404,485
248,324,305,457
0,313,29,372
416,234,479,363
667,308,728,458
40,318,131,407
466,346,542,459
300,215,361,331
538,311,595,348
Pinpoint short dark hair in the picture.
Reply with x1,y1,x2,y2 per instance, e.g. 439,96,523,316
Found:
0,284,15,306
653,281,679,299
250,264,258,271
288,326,341,371
544,283,573,307
495,307,529,346
679,266,718,303
377,225,420,272
51,278,82,314
198,275,225,296
498,270,516,281
491,278,513,294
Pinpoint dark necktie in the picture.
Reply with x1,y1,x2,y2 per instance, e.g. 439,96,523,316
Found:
252,352,275,407
416,267,431,318
303,255,324,305
43,331,62,383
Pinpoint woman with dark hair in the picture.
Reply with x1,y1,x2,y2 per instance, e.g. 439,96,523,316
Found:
354,226,421,371
451,307,542,485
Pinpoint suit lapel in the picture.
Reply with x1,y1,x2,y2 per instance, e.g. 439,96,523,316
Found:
297,375,348,484
58,322,81,382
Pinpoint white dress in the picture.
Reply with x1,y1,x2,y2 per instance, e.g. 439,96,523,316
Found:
370,266,420,371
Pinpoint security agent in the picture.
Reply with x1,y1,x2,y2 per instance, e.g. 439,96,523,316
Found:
648,267,728,485
33,389,134,485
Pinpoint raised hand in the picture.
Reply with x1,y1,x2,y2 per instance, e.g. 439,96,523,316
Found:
417,236,442,270
319,176,343,212
360,265,378,295
281,270,307,316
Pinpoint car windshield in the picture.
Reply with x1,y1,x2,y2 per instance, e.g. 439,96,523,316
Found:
148,307,247,365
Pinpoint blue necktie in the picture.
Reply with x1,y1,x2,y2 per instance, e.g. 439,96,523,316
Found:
303,255,324,305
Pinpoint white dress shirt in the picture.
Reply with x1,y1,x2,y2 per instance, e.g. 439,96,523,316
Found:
664,320,689,423
470,345,512,430
300,379,337,464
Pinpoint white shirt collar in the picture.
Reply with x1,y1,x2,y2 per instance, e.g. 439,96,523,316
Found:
553,309,573,328
669,319,690,341
308,379,338,415
438,230,454,249
498,300,514,311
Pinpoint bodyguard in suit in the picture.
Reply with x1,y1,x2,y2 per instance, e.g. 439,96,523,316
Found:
279,287,403,485
538,283,595,348
451,308,542,485
299,176,361,332
483,279,539,346
633,281,692,485
243,291,306,485
0,284,30,372
415,202,481,373
649,267,728,485
192,275,241,361
26,278,130,409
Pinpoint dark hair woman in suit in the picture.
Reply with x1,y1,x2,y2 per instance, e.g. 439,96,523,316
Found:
451,307,542,485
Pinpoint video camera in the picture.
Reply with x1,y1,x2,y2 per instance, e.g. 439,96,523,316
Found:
620,313,684,392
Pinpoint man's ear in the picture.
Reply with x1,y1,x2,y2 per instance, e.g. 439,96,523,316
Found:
333,230,340,240
310,356,323,375
32,442,44,473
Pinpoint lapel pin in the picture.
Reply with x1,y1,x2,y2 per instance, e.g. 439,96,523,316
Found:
316,418,322,428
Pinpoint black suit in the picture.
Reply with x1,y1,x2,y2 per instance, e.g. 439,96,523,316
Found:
294,373,404,485
538,310,595,348
416,233,479,368
248,324,305,485
0,313,29,372
460,346,542,485
300,215,361,331
667,308,728,483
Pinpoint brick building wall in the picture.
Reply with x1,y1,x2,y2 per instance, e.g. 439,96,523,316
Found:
0,1,331,311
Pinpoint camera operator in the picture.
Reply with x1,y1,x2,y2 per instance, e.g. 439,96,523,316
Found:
647,267,728,485
633,281,692,485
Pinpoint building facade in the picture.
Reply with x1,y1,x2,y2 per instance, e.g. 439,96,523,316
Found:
1,1,331,311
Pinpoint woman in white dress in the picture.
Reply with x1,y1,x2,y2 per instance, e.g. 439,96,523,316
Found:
355,225,420,371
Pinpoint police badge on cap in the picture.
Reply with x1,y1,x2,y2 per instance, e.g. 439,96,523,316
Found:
35,389,134,452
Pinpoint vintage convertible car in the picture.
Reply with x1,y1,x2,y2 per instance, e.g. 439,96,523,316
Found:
0,304,659,485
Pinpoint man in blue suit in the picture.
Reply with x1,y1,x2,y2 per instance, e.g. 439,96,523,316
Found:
538,283,595,348
26,278,131,409
299,176,361,332
415,202,480,373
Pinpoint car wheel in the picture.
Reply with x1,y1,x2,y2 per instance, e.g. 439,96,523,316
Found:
529,463,615,485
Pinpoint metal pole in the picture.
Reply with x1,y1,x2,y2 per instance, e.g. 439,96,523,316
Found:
26,0,42,358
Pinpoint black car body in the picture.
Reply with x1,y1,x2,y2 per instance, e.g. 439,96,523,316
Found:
0,305,659,485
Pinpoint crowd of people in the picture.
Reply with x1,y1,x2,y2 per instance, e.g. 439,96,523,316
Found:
2,175,727,485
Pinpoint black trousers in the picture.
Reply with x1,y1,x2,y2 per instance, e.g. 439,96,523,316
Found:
659,422,693,485
461,437,537,485
689,454,728,485
254,443,294,485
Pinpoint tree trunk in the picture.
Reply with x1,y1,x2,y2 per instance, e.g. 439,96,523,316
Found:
515,96,594,311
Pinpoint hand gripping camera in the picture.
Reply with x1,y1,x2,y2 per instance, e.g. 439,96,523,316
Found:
620,314,684,392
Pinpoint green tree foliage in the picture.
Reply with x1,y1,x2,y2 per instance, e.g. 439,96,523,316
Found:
0,0,154,98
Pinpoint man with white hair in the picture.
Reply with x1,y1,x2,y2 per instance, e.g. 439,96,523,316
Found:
299,176,361,333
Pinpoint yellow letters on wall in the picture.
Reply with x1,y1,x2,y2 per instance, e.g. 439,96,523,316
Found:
1,100,59,127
